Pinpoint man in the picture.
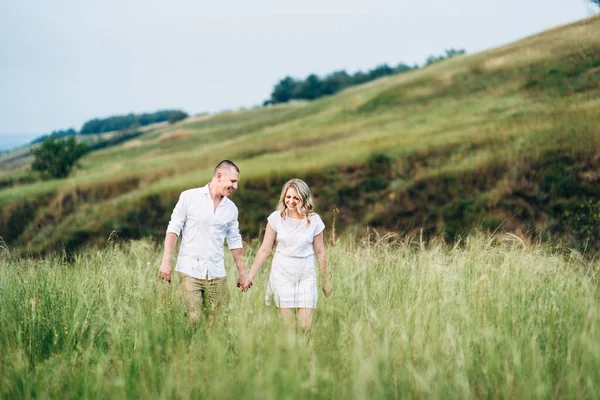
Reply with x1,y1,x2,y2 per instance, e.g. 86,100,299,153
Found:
158,160,247,322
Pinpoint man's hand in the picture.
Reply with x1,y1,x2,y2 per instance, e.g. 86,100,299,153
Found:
322,280,333,297
158,261,172,283
237,270,248,292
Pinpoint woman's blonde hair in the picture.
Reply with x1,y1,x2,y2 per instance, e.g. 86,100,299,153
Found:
277,178,314,226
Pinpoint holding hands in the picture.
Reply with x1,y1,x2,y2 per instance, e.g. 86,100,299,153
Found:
236,270,249,292
237,272,254,292
237,267,332,299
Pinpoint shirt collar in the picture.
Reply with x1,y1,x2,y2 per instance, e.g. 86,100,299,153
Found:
201,183,229,205
200,183,210,195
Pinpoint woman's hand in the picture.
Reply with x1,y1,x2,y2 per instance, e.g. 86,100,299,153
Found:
322,280,333,297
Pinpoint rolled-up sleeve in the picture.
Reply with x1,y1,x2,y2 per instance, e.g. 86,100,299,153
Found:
225,209,243,249
166,192,187,236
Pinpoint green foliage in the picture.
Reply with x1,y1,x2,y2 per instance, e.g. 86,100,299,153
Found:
563,198,600,247
320,70,352,95
294,74,323,100
440,198,487,238
591,1,600,8
539,152,579,197
30,128,77,145
424,48,466,66
80,110,187,134
0,173,37,190
267,62,416,105
30,137,89,179
270,76,298,103
0,201,38,243
167,110,189,124
362,152,393,191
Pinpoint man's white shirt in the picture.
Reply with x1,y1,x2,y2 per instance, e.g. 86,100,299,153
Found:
166,184,243,280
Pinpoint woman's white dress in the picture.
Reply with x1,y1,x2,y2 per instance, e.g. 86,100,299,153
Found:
265,211,325,309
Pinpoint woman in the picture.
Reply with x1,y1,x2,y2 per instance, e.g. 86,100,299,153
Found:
245,178,332,331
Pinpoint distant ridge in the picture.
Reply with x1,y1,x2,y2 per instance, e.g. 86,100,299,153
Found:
0,133,41,152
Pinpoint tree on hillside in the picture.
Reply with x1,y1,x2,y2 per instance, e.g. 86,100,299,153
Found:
294,74,323,100
271,76,298,103
368,64,394,80
425,48,466,66
266,60,418,105
394,63,413,74
31,127,77,145
30,137,90,179
590,1,599,8
351,71,370,85
168,111,189,124
321,70,352,95
79,110,188,134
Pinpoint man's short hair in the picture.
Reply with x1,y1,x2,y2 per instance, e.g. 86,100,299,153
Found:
214,160,240,175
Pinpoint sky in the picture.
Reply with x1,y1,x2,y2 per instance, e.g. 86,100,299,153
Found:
0,0,596,150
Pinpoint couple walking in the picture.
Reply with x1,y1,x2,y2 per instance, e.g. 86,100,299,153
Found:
158,160,332,330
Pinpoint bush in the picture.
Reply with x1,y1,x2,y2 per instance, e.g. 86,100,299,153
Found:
30,137,90,179
168,111,189,124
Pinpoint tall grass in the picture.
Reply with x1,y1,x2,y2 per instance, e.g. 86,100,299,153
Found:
1,233,599,399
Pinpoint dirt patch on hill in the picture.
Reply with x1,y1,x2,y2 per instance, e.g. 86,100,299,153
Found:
157,129,194,142
186,114,212,123
123,139,143,148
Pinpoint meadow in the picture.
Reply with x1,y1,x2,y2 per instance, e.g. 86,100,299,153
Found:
1,233,599,399
1,15,600,399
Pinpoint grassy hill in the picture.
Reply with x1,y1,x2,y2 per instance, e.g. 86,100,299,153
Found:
1,15,600,254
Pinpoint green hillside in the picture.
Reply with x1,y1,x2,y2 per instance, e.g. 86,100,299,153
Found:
1,15,600,254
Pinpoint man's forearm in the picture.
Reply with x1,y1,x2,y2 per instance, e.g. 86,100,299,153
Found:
162,232,178,263
159,232,178,282
230,248,246,273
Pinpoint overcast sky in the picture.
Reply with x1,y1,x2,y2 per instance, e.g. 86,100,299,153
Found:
0,0,595,141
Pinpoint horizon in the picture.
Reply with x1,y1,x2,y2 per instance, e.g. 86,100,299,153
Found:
0,133,42,152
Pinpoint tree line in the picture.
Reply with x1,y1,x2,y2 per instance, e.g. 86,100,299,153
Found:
28,110,188,179
424,49,466,66
80,109,188,134
265,48,466,105
31,128,77,145
30,109,188,145
27,47,466,179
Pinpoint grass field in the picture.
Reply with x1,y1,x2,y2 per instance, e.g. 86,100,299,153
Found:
2,9,600,400
1,234,599,398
